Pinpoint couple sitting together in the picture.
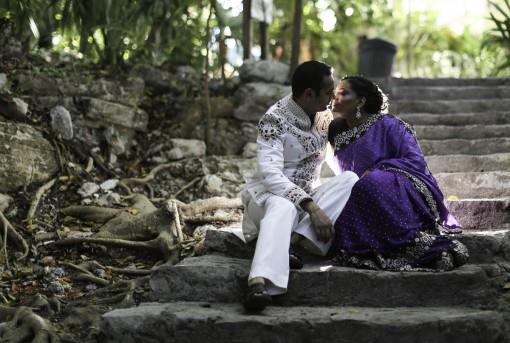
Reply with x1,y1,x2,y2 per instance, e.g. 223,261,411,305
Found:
240,60,469,313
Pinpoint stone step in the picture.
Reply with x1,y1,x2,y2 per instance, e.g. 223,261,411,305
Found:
202,227,510,264
392,99,510,114
100,302,507,343
415,124,510,140
398,112,510,126
447,199,510,231
420,138,510,155
390,77,510,87
426,154,510,173
435,172,510,198
391,86,510,100
456,230,510,263
150,255,496,307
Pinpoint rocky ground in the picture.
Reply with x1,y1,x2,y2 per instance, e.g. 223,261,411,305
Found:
0,41,293,341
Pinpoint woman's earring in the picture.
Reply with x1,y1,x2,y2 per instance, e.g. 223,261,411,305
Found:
355,105,362,119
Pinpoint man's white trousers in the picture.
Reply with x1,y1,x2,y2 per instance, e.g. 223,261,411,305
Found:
242,172,358,295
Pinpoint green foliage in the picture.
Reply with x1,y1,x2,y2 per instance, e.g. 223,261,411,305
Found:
0,0,508,77
482,0,510,73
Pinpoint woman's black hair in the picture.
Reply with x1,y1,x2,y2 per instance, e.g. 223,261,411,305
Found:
342,75,388,114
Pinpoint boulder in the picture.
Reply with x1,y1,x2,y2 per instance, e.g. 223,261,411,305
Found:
192,119,258,155
131,64,172,94
13,72,145,107
35,96,148,154
233,82,290,121
202,174,223,195
241,142,258,158
50,105,74,140
0,73,7,90
239,59,290,84
12,97,28,116
0,193,13,212
169,138,206,159
0,122,58,192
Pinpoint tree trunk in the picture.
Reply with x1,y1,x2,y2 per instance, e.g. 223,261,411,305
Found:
203,0,215,150
289,0,303,79
259,21,268,60
242,0,252,60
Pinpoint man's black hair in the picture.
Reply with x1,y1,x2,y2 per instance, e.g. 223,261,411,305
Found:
291,60,332,97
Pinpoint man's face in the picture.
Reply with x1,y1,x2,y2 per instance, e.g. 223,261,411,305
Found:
310,75,335,113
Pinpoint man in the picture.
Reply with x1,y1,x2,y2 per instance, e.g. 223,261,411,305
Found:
241,60,358,312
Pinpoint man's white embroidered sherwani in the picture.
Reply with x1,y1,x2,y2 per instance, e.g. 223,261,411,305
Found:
242,94,358,295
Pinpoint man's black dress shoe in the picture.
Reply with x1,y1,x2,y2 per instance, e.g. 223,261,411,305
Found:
289,245,303,269
243,282,272,313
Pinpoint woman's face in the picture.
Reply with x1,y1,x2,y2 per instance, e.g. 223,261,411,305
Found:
333,80,360,117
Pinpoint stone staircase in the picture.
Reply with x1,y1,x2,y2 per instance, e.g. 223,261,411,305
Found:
99,78,510,343
389,78,510,231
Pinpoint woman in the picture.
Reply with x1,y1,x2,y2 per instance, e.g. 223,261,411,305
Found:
328,75,468,271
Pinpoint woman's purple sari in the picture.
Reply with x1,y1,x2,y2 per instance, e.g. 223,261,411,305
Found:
329,114,468,271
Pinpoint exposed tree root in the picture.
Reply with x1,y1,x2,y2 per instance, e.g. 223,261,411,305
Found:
63,262,110,286
0,306,59,343
173,176,202,198
0,210,29,266
120,162,178,187
54,194,242,263
87,277,149,307
27,294,64,315
27,176,71,232
60,206,122,224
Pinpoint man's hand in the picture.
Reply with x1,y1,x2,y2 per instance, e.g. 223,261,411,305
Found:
300,199,334,242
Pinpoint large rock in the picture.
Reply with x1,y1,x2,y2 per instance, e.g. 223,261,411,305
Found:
100,302,506,343
0,73,7,90
233,83,290,121
13,71,144,107
168,138,206,159
36,96,147,132
35,96,148,154
50,105,73,140
239,59,290,84
131,64,172,94
0,122,58,192
192,119,258,155
0,193,13,212
150,255,495,307
132,64,200,96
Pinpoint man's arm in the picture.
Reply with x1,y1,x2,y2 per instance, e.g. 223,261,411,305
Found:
300,198,334,243
257,112,333,242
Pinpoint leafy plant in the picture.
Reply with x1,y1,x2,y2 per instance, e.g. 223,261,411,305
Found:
482,0,510,72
